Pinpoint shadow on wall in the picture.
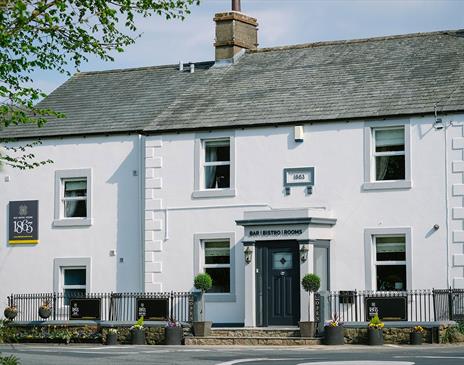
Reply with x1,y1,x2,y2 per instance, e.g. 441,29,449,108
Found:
107,141,143,293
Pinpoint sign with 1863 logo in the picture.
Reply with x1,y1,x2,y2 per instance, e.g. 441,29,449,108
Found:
136,298,169,320
365,296,408,321
8,200,39,244
69,298,101,320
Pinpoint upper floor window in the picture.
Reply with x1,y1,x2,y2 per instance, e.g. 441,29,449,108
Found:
204,140,230,189
193,132,236,198
54,169,92,226
373,127,405,181
63,179,88,218
363,121,411,190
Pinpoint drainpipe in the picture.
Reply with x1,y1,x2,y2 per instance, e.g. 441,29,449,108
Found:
138,134,146,292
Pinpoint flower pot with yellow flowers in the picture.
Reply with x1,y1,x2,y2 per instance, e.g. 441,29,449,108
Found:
367,314,384,346
410,326,425,345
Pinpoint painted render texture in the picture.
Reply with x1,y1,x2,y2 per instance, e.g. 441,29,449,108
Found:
1,17,464,324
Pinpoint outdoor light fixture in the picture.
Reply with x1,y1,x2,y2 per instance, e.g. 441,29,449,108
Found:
244,247,253,264
433,103,444,130
300,244,309,263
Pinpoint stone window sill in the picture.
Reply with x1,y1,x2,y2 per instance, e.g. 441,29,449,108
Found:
362,180,412,191
192,189,236,198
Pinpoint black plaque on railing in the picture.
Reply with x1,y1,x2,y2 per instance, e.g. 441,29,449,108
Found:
136,298,169,320
69,298,101,320
365,296,407,321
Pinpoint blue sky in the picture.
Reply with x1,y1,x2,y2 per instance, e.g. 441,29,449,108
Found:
36,0,464,94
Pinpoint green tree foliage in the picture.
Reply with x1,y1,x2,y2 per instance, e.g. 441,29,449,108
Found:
0,0,200,168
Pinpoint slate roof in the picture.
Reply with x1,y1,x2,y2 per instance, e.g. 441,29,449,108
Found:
2,29,464,139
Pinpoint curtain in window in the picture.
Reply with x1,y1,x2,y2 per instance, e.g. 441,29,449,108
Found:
205,147,217,188
376,156,390,180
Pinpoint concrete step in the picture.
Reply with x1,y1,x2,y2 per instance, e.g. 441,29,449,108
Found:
211,328,301,338
185,336,322,346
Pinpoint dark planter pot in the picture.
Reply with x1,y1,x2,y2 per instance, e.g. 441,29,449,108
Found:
193,321,212,337
106,332,118,345
410,332,423,345
323,326,344,345
39,307,52,319
165,326,183,345
367,328,384,346
4,307,17,320
299,321,317,337
131,329,146,345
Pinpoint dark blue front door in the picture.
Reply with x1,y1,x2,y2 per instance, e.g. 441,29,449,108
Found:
256,241,300,326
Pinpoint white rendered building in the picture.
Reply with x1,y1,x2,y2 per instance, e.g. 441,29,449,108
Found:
1,8,464,326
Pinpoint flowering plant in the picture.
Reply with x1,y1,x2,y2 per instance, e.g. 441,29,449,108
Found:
368,314,384,329
412,325,425,333
166,317,181,328
324,313,343,327
108,328,118,334
131,316,144,330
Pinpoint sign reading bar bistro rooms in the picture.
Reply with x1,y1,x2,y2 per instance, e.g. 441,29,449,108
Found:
8,200,39,244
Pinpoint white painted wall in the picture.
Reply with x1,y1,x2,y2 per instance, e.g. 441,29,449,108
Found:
0,135,143,311
145,114,457,324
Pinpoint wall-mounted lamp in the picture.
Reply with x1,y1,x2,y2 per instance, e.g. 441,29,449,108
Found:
433,103,444,130
244,247,253,264
300,245,309,263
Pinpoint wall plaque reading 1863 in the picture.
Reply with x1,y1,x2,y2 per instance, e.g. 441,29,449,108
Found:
283,167,315,187
365,296,407,321
69,298,101,320
8,200,39,244
136,298,169,320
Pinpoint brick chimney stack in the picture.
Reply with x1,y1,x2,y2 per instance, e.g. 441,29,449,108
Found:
214,0,258,62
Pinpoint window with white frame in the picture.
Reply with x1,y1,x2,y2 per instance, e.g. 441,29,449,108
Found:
373,127,405,181
54,169,92,226
203,240,231,293
62,267,87,305
374,235,407,291
62,179,88,217
203,139,230,189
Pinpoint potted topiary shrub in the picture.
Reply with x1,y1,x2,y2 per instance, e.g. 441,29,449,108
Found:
165,317,183,345
4,304,17,320
130,316,146,345
410,325,425,345
299,273,321,337
367,314,384,346
323,313,344,345
38,299,52,319
193,273,213,337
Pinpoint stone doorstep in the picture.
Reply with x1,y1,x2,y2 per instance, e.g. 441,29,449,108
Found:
211,329,301,338
185,336,322,346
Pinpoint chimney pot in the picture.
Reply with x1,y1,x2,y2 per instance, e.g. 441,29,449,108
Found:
232,0,241,12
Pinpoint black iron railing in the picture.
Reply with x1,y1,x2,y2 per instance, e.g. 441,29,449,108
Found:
433,288,464,321
7,291,194,323
326,289,461,322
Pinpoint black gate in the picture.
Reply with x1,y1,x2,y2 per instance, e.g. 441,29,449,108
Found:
433,288,464,321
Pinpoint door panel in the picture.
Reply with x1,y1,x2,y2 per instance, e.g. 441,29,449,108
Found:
256,241,300,326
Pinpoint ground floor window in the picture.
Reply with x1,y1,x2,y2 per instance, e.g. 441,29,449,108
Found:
374,235,406,291
204,240,230,293
62,267,87,304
